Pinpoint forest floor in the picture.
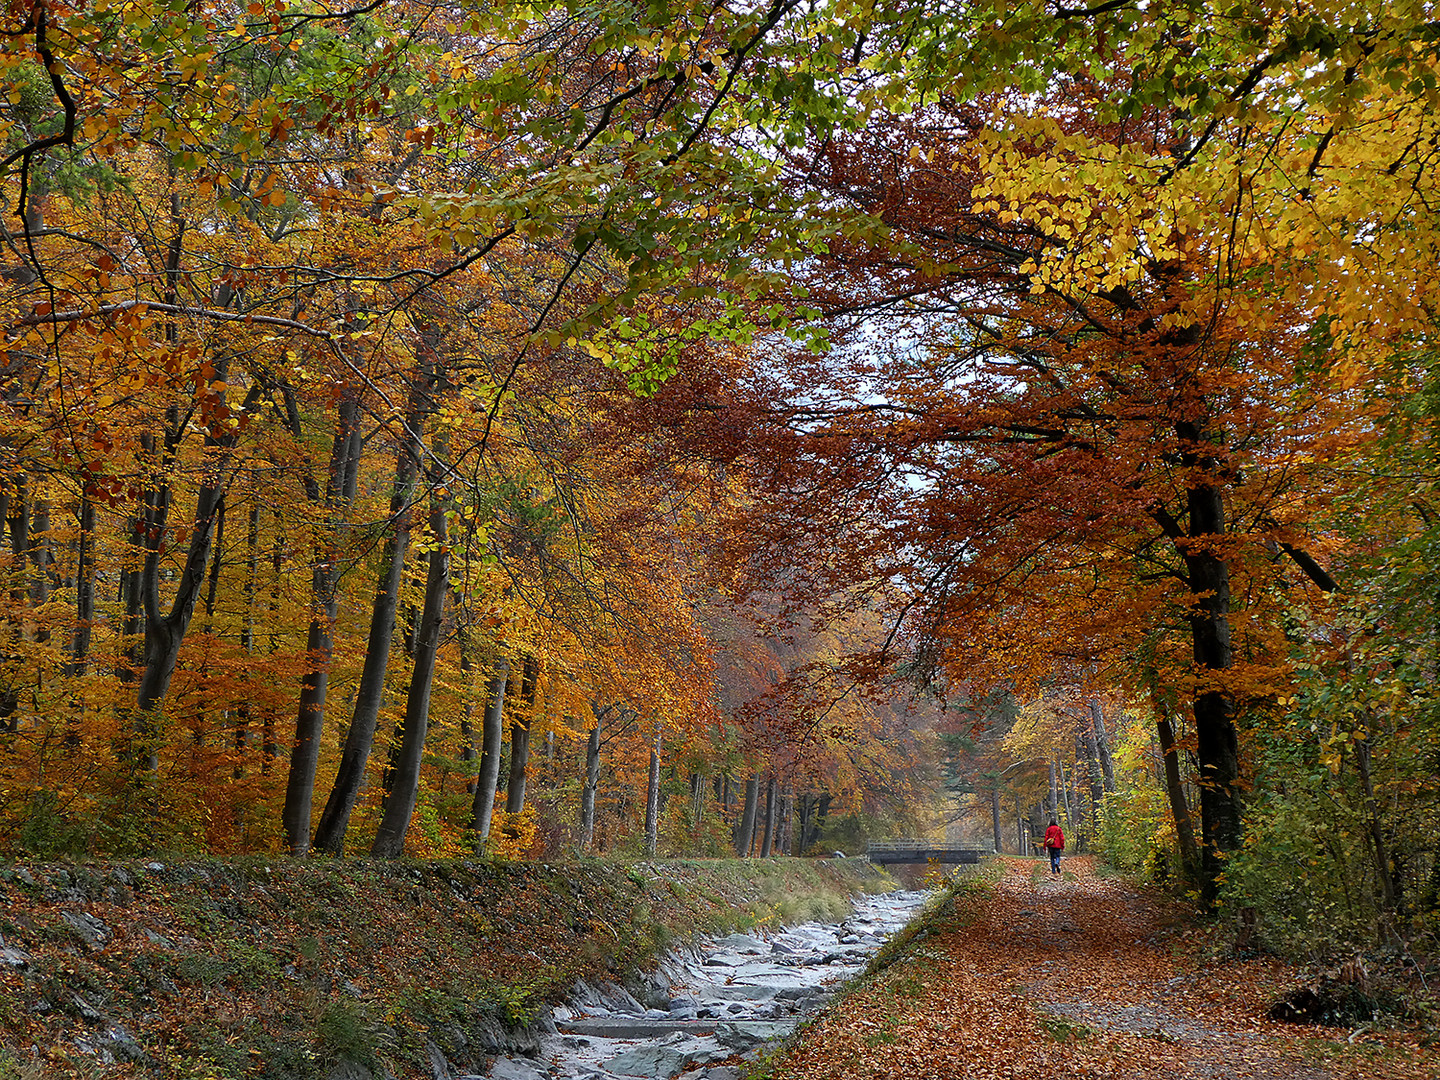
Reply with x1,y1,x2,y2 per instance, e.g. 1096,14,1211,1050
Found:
763,857,1438,1080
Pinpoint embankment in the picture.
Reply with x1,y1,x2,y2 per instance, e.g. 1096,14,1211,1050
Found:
0,857,892,1079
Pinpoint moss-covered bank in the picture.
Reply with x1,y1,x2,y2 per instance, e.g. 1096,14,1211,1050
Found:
0,857,892,1079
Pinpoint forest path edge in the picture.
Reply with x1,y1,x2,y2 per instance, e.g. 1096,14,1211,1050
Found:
762,856,1437,1080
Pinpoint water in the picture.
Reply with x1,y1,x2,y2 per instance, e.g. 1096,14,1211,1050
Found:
487,889,932,1080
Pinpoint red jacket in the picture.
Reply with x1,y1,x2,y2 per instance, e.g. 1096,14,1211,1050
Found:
1044,824,1065,851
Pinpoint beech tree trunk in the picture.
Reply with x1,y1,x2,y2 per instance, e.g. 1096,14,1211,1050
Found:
282,393,362,855
472,659,509,842
643,727,661,856
1047,759,1058,818
992,786,1003,854
372,482,450,858
66,495,95,677
505,654,539,815
1077,725,1102,844
735,775,759,857
1155,708,1200,878
312,369,430,854
1090,696,1117,793
1166,440,1242,899
760,775,778,857
580,709,601,851
1057,754,1074,833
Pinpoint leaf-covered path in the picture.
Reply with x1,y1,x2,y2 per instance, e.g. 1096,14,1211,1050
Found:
766,858,1436,1080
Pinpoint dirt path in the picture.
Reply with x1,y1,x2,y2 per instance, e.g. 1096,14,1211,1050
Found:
766,858,1436,1080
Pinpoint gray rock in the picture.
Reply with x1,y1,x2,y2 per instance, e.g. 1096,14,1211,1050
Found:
1,940,30,969
714,1022,791,1053
144,861,164,873
702,953,746,968
61,910,111,951
13,868,37,887
712,934,767,954
109,867,135,888
71,993,106,1023
426,1040,450,1080
602,1034,727,1079
774,987,817,1002
96,1024,147,1063
697,1069,743,1080
489,1059,547,1080
144,929,174,948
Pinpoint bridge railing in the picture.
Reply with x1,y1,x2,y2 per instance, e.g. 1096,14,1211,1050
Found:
865,840,995,864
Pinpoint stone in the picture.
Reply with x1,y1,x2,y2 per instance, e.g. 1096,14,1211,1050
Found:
712,934,767,954
426,1041,450,1080
774,987,816,1002
71,993,106,1024
61,911,111,951
489,1059,548,1080
713,1022,791,1053
702,953,746,968
602,1034,727,1079
698,1069,743,1080
0,936,30,969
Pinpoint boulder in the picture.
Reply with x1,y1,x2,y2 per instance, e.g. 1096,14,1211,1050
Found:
488,1059,548,1080
713,1022,791,1053
61,910,111,951
602,1033,727,1079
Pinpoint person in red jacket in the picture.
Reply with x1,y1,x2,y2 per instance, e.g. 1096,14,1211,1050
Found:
1043,818,1065,875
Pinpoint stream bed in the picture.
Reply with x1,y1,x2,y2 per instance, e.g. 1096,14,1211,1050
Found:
485,888,932,1080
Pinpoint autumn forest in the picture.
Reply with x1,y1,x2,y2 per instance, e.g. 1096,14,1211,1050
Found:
1,0,1438,961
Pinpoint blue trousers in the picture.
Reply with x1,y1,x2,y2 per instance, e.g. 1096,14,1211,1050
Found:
1049,848,1061,873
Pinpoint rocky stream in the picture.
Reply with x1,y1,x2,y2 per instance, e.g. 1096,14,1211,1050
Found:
484,888,931,1080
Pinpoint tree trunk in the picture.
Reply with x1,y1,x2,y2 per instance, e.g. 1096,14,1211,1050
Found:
580,707,602,851
777,784,793,856
261,513,283,774
1354,735,1399,917
735,775,759,857
234,501,260,778
67,494,95,676
1047,759,1058,818
689,772,703,826
472,659,509,842
991,785,1003,854
1172,433,1242,900
312,399,425,854
371,482,450,858
1078,723,1103,834
505,654,539,814
1090,695,1117,793
760,775,778,857
644,727,661,857
1155,710,1201,879
793,793,809,855
282,393,362,855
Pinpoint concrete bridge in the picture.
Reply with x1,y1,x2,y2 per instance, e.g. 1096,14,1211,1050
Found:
865,841,994,865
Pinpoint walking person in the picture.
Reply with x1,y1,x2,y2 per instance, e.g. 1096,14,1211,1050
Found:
1043,817,1064,875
